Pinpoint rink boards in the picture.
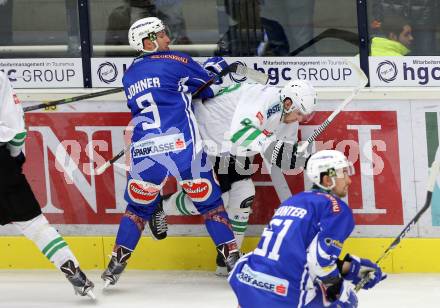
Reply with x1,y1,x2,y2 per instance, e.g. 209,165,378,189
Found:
2,88,440,271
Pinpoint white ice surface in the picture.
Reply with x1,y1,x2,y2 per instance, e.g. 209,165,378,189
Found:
0,271,439,308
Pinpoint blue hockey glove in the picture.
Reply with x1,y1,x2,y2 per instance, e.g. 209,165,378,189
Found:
343,254,387,289
203,56,228,84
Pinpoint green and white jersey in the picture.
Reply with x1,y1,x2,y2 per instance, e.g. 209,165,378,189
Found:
0,71,26,157
194,83,298,156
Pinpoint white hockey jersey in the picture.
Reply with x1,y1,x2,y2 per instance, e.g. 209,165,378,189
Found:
194,83,298,156
0,71,26,156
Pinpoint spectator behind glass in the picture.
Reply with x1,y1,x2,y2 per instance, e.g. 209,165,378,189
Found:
259,0,315,55
105,0,191,46
0,0,13,45
130,0,191,44
216,0,291,57
370,0,438,55
370,15,413,56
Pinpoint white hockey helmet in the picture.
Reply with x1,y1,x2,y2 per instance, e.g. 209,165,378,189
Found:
306,150,354,190
128,17,166,53
280,80,317,115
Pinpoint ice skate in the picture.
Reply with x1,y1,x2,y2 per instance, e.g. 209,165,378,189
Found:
216,241,241,273
148,200,168,240
215,250,229,277
101,246,131,288
60,260,95,299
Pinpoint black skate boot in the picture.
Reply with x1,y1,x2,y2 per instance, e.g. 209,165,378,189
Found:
148,200,168,240
101,246,132,288
60,260,95,299
215,250,229,277
216,241,241,273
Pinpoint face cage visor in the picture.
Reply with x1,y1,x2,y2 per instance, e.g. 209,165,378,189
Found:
315,162,354,191
332,163,355,179
283,97,316,123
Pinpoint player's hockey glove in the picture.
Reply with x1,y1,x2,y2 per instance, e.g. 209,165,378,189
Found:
203,56,228,84
330,280,359,308
263,140,302,170
343,254,387,289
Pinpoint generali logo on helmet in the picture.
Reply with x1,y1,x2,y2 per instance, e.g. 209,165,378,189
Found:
97,62,118,84
376,60,398,83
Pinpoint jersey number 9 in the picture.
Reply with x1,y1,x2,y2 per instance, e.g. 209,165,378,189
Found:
136,93,161,130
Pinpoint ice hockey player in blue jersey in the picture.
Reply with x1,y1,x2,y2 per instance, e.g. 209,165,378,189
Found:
229,150,386,308
101,17,240,287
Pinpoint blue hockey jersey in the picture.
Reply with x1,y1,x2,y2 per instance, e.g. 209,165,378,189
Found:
229,189,355,308
122,51,215,172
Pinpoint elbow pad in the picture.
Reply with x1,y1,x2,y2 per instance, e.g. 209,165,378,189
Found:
263,140,298,170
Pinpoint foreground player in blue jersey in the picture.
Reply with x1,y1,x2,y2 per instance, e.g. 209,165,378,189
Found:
229,150,386,307
101,17,239,287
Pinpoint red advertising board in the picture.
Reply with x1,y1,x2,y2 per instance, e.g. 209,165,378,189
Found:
24,109,403,226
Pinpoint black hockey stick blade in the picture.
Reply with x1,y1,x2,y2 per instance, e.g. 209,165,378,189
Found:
289,28,358,56
23,87,124,112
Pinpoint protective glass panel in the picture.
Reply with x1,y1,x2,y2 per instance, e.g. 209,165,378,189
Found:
0,0,81,58
89,0,360,57
368,1,439,56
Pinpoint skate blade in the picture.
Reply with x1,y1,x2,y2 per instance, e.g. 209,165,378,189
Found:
87,290,96,300
103,280,112,289
215,266,229,277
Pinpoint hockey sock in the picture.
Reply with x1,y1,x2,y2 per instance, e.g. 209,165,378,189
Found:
202,205,236,246
166,191,199,216
115,210,146,250
227,195,253,249
229,215,247,249
13,214,78,269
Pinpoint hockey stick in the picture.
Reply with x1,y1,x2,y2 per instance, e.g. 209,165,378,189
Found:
23,87,124,112
23,63,268,113
94,63,268,175
289,28,358,56
354,157,440,291
296,60,368,154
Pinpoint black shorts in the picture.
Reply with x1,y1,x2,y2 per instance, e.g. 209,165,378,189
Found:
213,154,253,193
0,146,41,225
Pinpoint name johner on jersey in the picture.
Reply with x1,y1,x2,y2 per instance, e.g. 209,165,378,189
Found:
127,77,161,99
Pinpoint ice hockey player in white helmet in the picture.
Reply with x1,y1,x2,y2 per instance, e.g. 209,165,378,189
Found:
0,71,95,299
280,79,316,116
229,149,386,307
128,16,167,53
155,57,318,276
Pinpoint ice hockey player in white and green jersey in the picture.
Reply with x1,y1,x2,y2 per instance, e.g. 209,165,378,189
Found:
155,58,317,276
0,71,95,299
